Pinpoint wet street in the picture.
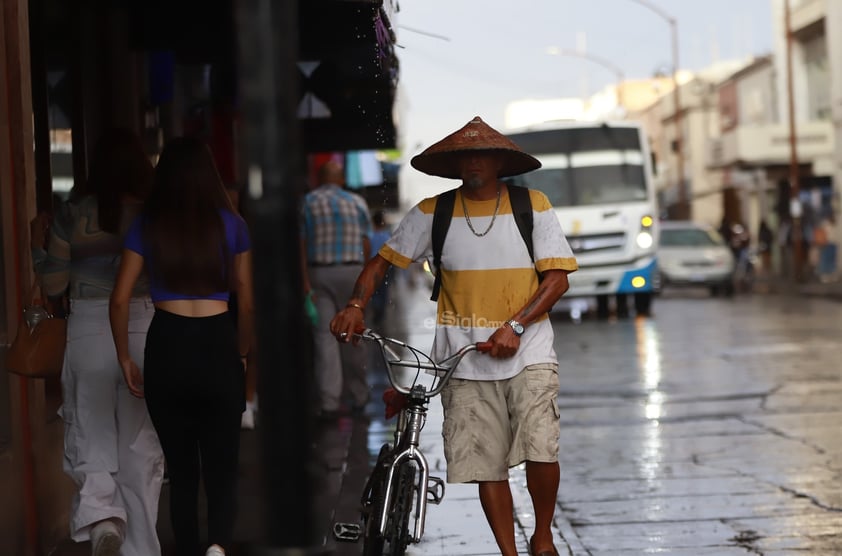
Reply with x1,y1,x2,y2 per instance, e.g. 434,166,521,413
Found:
51,282,839,556
552,289,842,555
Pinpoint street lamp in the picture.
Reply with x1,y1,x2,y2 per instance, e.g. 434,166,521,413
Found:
547,47,625,110
626,0,687,219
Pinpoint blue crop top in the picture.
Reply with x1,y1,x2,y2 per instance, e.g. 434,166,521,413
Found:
124,209,251,303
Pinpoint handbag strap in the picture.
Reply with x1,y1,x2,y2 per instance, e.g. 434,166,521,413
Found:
26,273,53,313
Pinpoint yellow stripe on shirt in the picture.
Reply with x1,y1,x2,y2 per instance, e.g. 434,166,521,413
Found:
536,257,579,273
437,267,549,326
379,243,414,269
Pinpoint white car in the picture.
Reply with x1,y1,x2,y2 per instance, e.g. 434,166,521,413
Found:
657,221,735,296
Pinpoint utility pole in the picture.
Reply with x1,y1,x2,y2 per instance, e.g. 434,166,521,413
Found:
784,0,803,281
627,0,687,219
670,18,687,219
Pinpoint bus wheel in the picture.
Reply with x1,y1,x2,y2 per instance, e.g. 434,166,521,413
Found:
634,293,653,316
616,294,630,319
596,295,610,319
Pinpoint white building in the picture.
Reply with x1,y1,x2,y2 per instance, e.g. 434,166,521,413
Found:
631,60,747,224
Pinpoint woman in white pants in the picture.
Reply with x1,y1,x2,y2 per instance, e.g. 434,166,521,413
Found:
39,129,164,556
60,297,162,555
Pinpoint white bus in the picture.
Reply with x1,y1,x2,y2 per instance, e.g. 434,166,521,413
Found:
504,121,658,318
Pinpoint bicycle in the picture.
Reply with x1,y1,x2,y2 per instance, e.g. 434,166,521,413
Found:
333,328,490,555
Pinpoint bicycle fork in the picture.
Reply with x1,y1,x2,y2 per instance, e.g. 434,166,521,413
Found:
378,406,442,543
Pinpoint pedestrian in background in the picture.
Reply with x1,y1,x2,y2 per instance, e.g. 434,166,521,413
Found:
331,117,578,556
110,137,254,556
757,219,774,275
815,215,837,282
300,159,372,421
38,128,163,556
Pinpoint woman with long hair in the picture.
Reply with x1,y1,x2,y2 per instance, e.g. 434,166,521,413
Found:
109,137,254,556
39,128,164,556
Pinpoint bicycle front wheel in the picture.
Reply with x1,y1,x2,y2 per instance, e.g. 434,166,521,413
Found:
383,462,416,555
362,446,390,556
363,461,416,556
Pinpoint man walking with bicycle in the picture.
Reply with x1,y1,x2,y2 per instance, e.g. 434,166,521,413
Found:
331,116,578,556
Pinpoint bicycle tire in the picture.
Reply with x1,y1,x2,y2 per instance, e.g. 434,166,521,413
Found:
383,463,415,555
362,446,390,556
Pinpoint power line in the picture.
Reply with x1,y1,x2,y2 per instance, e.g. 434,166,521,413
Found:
397,24,451,42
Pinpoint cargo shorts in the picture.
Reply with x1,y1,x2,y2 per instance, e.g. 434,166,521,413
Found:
440,362,560,483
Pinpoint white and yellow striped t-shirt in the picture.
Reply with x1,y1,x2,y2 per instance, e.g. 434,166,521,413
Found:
379,186,578,380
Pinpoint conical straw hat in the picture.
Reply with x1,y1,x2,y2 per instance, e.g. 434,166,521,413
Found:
410,116,541,179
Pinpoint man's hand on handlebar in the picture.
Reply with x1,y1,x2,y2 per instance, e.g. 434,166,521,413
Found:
486,325,520,359
330,305,366,344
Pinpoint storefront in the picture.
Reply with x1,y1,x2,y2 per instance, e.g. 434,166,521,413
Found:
0,1,398,553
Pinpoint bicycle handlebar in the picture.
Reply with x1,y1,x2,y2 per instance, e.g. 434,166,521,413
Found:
349,328,491,397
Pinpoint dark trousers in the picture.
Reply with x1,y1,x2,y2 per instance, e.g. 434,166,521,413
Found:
144,309,245,556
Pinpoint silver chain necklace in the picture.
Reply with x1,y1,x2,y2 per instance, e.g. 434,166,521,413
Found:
461,185,501,237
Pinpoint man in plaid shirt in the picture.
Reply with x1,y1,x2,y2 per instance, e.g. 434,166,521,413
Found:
301,160,372,420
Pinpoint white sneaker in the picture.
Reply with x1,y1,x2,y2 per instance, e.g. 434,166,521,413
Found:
206,544,226,556
240,406,255,430
90,520,122,556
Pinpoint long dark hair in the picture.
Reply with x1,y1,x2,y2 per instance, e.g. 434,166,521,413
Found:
143,136,235,296
85,128,153,233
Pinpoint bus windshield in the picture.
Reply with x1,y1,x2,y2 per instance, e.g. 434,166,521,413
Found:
505,126,650,208
502,124,659,307
513,165,647,207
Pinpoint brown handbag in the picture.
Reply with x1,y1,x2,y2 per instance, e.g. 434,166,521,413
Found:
5,280,67,379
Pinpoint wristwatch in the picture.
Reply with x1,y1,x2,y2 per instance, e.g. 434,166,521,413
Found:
505,319,525,337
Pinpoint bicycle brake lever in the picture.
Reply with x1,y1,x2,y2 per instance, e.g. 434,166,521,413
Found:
340,325,371,343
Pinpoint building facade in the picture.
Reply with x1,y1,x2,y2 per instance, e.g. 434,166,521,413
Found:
703,0,835,276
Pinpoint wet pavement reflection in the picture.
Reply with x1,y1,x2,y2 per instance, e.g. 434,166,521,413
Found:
553,289,842,554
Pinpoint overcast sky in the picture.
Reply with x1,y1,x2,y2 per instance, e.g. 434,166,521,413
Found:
393,0,775,205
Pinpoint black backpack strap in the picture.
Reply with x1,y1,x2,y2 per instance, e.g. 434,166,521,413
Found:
430,189,457,302
507,185,540,280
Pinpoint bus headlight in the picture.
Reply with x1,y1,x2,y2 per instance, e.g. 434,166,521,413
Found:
631,276,647,289
636,231,654,249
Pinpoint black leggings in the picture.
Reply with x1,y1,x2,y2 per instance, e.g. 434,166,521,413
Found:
144,309,245,556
